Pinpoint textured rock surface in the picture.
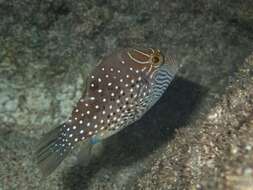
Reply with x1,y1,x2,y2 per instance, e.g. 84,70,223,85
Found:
136,54,253,190
0,0,252,190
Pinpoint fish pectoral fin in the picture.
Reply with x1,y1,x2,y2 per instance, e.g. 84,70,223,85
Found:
76,140,93,167
76,137,104,167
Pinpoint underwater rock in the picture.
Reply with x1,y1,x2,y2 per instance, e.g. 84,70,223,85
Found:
136,53,253,190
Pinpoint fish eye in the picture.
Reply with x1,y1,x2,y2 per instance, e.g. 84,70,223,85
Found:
152,56,160,64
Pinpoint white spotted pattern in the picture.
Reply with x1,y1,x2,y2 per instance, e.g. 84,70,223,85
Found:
50,48,176,160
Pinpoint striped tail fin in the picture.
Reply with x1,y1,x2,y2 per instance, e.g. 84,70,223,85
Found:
34,124,71,177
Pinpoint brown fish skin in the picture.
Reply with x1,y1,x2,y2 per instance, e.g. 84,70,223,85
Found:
35,48,178,177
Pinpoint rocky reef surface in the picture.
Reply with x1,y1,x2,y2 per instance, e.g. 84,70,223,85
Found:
0,0,252,190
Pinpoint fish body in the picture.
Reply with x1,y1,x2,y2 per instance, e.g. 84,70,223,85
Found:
35,48,179,176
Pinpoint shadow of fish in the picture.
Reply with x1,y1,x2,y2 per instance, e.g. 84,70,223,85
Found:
35,48,180,177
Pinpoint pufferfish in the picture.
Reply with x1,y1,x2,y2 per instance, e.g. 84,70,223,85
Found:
35,48,179,176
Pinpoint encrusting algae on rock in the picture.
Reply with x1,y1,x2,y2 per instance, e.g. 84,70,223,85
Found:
35,48,180,177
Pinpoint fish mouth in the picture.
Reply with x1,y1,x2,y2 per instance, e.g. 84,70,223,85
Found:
161,54,181,77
